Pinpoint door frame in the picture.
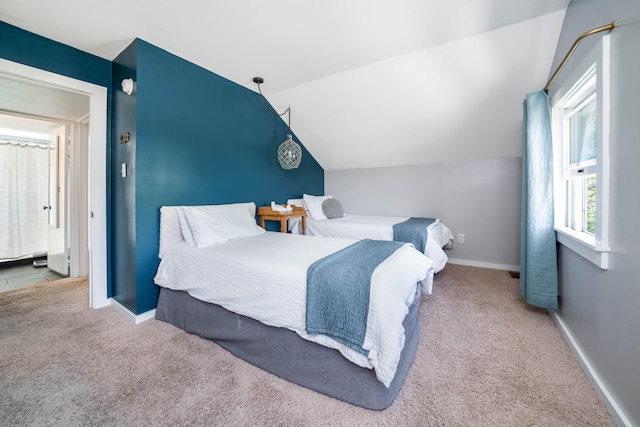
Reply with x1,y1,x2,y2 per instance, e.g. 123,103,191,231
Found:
0,58,108,308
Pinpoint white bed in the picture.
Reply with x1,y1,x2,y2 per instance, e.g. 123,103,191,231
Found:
153,203,435,389
287,196,454,273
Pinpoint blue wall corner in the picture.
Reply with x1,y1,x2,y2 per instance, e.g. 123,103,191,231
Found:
0,21,112,88
110,39,324,314
111,40,139,312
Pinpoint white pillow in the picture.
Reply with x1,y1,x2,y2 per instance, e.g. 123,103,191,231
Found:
159,206,186,258
183,202,265,248
177,207,196,246
303,194,333,220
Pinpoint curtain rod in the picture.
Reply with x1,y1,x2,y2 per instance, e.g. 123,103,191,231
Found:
544,21,616,92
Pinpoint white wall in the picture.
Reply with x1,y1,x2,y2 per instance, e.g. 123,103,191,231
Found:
326,157,521,270
546,0,640,425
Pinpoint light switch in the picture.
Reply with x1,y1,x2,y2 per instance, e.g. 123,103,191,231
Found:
121,162,127,178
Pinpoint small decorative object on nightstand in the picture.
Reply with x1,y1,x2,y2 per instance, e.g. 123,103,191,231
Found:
258,205,306,234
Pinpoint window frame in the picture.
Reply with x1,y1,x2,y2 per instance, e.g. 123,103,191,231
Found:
550,35,610,269
562,79,597,177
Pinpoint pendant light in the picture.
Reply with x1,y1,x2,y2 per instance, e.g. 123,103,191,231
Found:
253,77,302,169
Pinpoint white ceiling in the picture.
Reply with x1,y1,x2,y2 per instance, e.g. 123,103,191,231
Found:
0,75,89,137
0,76,89,121
0,0,570,169
270,11,567,169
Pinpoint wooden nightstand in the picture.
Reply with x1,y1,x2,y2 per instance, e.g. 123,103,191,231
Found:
257,205,306,234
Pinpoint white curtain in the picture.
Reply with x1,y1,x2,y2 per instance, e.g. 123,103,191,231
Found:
0,139,49,260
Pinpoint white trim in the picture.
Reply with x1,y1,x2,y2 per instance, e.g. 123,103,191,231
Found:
555,226,609,269
135,309,157,323
548,310,633,427
108,298,157,324
551,36,610,271
0,59,108,309
447,258,519,272
596,35,611,250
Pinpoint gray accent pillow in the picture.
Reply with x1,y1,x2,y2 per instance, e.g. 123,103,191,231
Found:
321,198,344,219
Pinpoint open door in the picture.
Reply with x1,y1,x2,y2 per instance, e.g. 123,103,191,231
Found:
69,121,90,277
46,124,68,275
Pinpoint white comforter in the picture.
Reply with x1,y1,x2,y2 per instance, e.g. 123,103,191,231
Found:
290,214,453,274
154,232,434,387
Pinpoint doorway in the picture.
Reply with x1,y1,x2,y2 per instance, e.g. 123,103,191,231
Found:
0,116,86,279
0,58,108,308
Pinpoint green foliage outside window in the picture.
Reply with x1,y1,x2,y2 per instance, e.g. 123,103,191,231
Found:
586,176,597,234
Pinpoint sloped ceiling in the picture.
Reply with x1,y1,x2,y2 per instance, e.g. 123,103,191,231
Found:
0,0,569,169
269,11,567,169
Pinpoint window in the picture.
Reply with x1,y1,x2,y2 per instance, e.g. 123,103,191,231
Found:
551,36,610,269
559,66,597,235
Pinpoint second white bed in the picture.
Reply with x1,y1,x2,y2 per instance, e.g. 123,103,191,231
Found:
288,211,453,273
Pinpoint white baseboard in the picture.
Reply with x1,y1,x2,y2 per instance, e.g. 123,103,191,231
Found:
548,310,632,427
447,258,519,272
108,298,157,324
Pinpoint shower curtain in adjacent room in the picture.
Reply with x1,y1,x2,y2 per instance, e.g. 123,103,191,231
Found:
0,137,49,261
520,90,558,310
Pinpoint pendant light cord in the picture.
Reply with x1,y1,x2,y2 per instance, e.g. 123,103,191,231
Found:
255,79,291,133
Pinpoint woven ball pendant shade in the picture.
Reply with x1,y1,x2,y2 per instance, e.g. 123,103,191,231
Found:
277,134,302,169
252,77,303,169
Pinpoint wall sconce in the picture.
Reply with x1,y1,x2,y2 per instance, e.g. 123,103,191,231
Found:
119,131,130,144
121,78,134,95
253,77,302,169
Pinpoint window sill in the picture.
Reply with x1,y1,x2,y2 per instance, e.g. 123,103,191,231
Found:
555,226,609,269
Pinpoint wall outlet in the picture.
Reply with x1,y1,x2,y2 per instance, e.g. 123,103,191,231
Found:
457,234,465,244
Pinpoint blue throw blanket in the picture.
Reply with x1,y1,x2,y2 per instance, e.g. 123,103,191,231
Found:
306,239,404,355
392,217,436,253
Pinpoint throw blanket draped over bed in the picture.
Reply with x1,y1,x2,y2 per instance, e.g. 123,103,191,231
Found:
306,239,404,355
392,217,436,253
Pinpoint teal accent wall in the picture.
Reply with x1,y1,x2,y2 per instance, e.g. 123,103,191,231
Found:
112,39,324,314
0,21,112,87
0,21,114,297
1,22,324,314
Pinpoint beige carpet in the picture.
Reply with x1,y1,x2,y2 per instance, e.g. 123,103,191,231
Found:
0,265,613,426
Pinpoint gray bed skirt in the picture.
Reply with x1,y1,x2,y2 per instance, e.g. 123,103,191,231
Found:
155,286,422,410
